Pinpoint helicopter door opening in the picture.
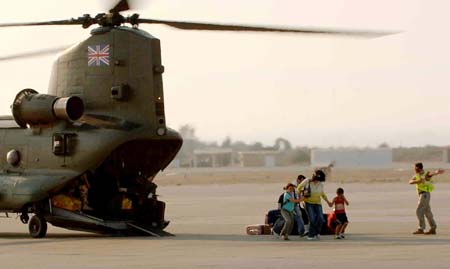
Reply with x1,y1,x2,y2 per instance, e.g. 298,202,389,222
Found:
49,138,180,229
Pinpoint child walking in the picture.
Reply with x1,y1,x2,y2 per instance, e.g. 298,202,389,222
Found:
330,187,349,239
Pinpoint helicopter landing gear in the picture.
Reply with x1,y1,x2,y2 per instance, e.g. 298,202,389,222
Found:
20,213,29,224
28,215,47,238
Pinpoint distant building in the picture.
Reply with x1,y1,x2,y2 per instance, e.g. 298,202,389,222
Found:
311,148,392,168
193,148,234,167
238,151,287,167
168,158,181,168
442,148,450,163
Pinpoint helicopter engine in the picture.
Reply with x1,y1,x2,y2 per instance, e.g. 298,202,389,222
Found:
11,88,84,128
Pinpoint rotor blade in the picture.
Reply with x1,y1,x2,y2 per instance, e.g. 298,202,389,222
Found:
0,19,81,28
101,0,149,13
0,46,68,62
110,0,130,13
137,18,397,37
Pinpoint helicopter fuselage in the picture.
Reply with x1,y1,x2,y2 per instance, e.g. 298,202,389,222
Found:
0,26,182,236
0,123,181,210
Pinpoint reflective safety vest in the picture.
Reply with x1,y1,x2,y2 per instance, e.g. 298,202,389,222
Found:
416,172,435,193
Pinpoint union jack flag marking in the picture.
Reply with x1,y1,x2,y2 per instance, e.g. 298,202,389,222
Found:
88,44,110,66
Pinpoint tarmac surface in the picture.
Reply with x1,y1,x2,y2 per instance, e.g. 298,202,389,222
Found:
1,181,450,269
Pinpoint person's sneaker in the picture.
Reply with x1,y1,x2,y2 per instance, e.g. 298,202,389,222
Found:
316,234,321,240
307,236,316,241
413,229,424,235
282,235,289,241
340,234,345,239
302,232,309,237
299,231,306,237
424,229,436,235
335,235,341,240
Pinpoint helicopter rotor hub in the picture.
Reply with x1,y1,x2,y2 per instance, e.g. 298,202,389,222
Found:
77,12,136,29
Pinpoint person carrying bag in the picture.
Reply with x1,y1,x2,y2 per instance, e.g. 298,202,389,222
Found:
297,170,332,240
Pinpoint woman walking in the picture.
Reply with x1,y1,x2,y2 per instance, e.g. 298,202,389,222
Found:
298,170,332,240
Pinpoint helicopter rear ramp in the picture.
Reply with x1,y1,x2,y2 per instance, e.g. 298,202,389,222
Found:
45,207,173,236
126,222,173,237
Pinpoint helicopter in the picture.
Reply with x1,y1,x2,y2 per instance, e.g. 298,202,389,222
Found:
0,0,393,238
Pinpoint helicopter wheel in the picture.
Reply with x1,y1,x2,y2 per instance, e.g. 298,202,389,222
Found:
28,215,47,238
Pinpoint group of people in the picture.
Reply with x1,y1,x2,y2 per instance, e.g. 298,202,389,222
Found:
278,170,349,241
277,162,444,241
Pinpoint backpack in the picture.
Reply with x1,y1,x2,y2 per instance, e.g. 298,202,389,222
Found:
301,180,311,198
278,192,290,207
277,193,284,205
278,192,295,207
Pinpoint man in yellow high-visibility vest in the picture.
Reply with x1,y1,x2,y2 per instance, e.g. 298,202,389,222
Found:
409,162,444,235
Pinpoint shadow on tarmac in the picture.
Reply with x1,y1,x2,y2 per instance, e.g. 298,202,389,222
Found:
1,232,450,247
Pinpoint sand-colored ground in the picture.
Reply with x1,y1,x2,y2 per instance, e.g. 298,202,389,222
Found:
0,167,450,268
157,164,450,185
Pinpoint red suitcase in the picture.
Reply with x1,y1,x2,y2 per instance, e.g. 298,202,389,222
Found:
246,224,271,235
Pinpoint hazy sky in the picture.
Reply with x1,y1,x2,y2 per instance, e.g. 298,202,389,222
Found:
1,0,449,147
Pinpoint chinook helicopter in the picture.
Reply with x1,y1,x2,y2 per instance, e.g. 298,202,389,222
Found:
0,0,393,238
